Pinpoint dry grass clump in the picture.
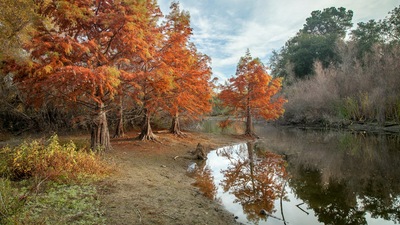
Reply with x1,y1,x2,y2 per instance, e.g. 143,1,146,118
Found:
283,44,400,125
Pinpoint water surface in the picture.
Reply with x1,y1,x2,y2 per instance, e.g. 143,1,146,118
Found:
190,122,400,225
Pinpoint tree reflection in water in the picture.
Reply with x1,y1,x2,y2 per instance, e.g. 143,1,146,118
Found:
189,130,400,225
189,142,289,223
218,142,288,223
284,132,400,225
189,161,218,201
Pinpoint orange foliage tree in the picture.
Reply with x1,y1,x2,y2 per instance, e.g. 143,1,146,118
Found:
6,0,159,151
122,0,165,141
219,50,286,137
162,3,212,136
135,55,170,141
133,23,168,141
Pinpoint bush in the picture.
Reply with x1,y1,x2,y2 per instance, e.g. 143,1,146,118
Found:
1,134,111,183
0,135,111,224
283,43,400,125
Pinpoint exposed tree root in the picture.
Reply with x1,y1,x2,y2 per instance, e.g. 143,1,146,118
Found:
170,130,187,138
137,131,161,143
169,116,187,138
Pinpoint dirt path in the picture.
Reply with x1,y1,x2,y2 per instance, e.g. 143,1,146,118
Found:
98,131,247,225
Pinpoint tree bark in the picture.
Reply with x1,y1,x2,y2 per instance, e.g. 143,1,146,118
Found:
170,112,185,136
245,103,257,137
138,108,157,141
113,97,124,138
91,102,111,151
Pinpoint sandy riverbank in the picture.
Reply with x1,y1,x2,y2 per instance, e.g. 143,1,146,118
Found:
98,131,249,225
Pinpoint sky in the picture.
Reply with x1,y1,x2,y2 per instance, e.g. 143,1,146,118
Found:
158,0,399,83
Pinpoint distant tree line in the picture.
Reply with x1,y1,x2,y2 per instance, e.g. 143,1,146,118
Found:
270,5,400,126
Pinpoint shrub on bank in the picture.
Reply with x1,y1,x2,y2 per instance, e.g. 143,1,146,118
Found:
0,135,112,224
283,45,400,126
0,135,111,182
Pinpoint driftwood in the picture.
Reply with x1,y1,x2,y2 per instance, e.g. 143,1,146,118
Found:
173,143,207,160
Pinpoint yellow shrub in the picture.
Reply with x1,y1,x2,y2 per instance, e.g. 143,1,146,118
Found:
2,135,111,183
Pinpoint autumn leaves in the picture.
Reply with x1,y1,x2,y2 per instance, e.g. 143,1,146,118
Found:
219,50,286,137
4,1,285,150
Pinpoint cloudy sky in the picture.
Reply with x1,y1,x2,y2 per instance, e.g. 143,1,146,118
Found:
158,0,399,83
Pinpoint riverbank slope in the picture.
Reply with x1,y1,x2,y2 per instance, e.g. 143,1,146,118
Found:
99,131,247,225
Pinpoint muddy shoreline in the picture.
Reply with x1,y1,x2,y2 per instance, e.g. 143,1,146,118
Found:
98,131,249,225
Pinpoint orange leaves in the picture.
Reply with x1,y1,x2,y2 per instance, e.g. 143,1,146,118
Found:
220,50,287,121
7,0,166,111
219,143,288,220
4,0,212,140
134,2,212,123
60,41,73,55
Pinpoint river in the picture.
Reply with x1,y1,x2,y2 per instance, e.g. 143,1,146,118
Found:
188,120,400,225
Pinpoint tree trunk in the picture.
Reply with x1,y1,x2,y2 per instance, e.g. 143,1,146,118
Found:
170,112,185,136
138,109,157,141
91,102,111,151
245,104,257,137
113,97,124,138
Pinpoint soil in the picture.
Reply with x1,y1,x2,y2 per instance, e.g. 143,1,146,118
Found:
98,131,248,225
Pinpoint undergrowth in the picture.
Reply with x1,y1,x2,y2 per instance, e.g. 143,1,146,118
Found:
0,134,112,224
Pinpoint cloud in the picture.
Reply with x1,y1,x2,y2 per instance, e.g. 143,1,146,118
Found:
159,0,399,83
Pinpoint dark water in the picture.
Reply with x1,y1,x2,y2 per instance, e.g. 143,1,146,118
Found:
189,121,400,225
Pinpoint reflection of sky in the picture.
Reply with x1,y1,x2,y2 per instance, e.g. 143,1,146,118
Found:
199,142,398,225
206,143,321,225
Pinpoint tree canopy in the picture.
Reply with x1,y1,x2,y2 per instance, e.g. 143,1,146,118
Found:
162,3,212,136
301,7,353,37
2,0,213,149
279,5,400,126
0,0,37,61
270,7,353,79
220,50,286,137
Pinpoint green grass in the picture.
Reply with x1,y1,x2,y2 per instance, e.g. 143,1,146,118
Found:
0,134,111,224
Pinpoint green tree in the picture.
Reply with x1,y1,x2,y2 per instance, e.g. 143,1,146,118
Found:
382,5,400,43
351,20,384,58
301,7,353,37
270,7,353,79
286,33,340,78
269,49,289,78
